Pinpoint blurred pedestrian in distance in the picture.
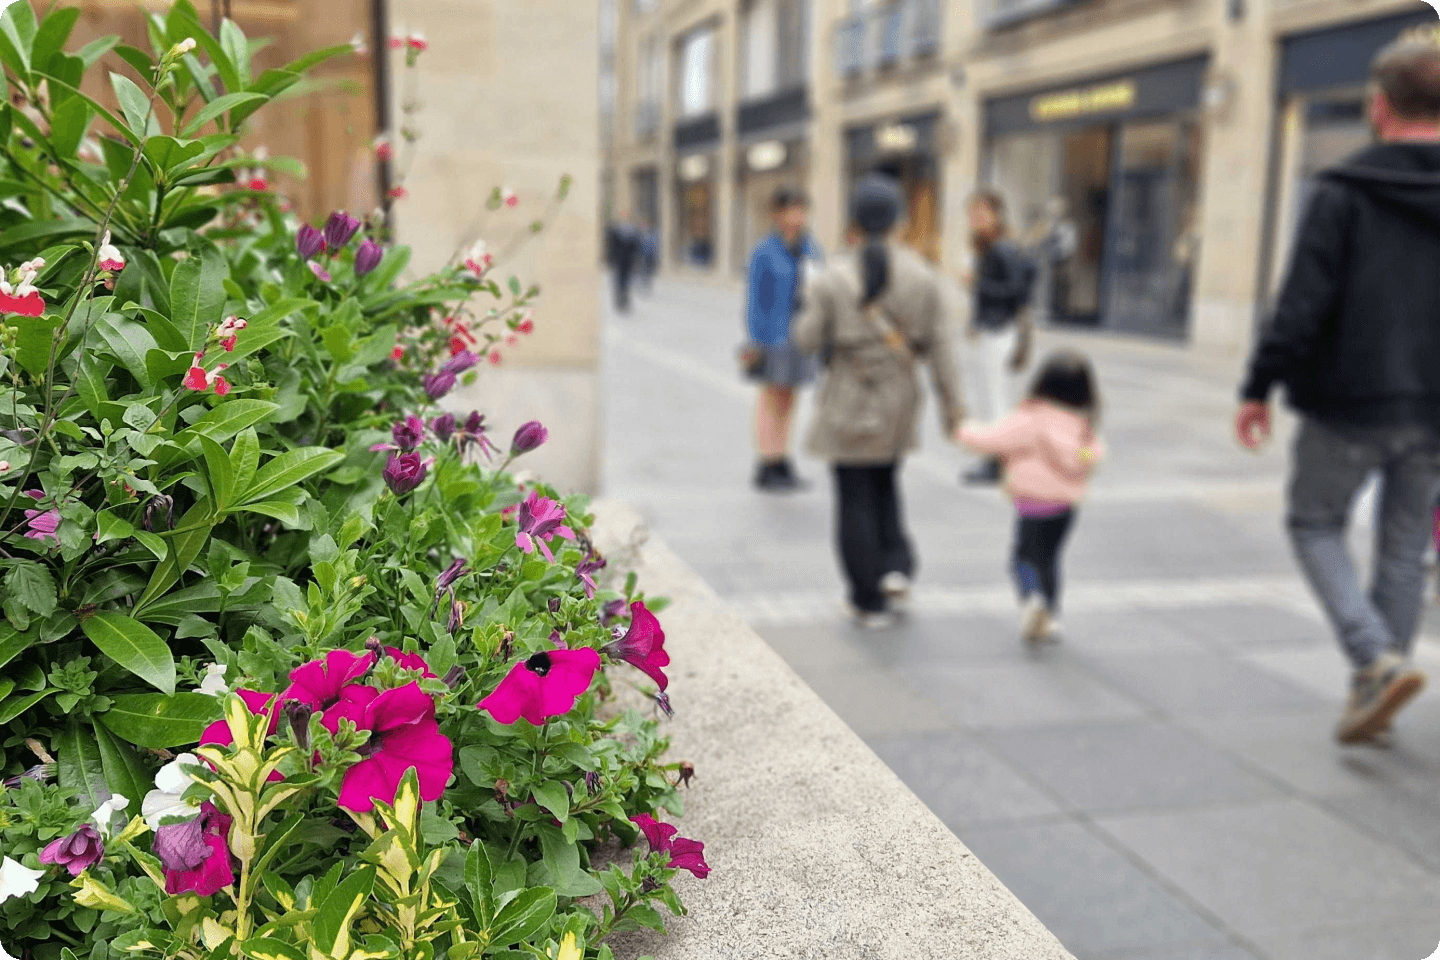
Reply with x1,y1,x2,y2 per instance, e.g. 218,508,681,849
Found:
959,351,1103,644
963,190,1038,486
605,211,643,314
639,222,659,293
744,187,824,492
1236,35,1440,745
1022,196,1077,326
1171,202,1201,327
793,173,965,628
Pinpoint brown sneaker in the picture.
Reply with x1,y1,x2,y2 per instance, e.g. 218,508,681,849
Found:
1336,653,1426,745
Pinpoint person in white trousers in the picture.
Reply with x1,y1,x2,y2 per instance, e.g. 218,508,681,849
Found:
964,190,1035,484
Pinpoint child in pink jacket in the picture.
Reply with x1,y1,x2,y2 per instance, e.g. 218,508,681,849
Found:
958,351,1104,643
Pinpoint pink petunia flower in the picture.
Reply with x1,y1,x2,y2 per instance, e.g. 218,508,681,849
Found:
603,600,670,691
488,350,502,365
200,690,284,783
23,507,60,544
281,650,376,733
390,345,405,361
477,648,600,725
630,813,710,878
384,646,436,678
159,802,234,896
513,491,575,562
574,553,605,599
308,261,332,282
337,682,452,813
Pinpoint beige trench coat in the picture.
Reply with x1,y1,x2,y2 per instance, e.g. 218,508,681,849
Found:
792,244,966,465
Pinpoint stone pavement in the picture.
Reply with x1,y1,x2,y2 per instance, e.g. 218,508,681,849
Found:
598,276,1440,960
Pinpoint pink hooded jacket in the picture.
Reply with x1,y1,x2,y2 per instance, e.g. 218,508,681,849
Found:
959,400,1103,505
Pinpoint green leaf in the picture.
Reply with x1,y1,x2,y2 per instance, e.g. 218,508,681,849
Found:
33,7,81,70
134,499,216,612
11,312,61,378
242,447,343,504
57,718,109,811
0,0,35,78
0,690,52,724
488,886,557,947
0,623,36,670
535,823,603,897
93,722,149,819
198,435,235,508
180,92,268,137
99,692,221,748
0,217,93,252
49,95,91,158
94,314,158,387
143,135,205,176
175,399,280,445
169,245,228,350
82,611,176,694
235,499,300,526
229,427,260,494
76,34,121,68
237,939,304,960
219,18,250,84
531,780,570,823
508,275,521,296
311,867,374,956
5,561,57,617
465,839,495,926
110,72,157,139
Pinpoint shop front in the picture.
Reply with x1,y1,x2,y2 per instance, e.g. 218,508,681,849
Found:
734,135,811,272
983,56,1208,339
1263,10,1435,302
844,110,944,264
673,113,721,268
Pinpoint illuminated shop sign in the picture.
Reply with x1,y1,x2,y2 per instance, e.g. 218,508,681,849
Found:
1030,80,1137,122
679,154,711,181
746,141,787,172
875,123,919,153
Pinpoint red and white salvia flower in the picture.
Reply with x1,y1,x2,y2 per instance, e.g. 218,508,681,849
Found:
502,188,518,208
406,31,427,51
183,356,231,396
96,232,125,273
464,240,493,276
0,261,44,316
387,35,404,50
488,350,502,366
373,135,393,163
388,185,408,200
350,31,368,55
518,311,535,335
215,315,247,352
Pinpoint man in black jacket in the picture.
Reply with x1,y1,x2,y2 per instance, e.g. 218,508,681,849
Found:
1237,36,1440,744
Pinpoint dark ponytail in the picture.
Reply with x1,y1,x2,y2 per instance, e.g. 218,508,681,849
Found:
849,173,903,306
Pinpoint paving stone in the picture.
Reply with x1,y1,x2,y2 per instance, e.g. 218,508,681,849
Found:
1096,799,1440,939
1093,945,1261,960
984,721,1284,814
960,821,1230,958
1151,603,1327,651
1247,918,1440,960
893,660,1151,730
791,664,954,738
864,729,1064,829
1076,649,1329,719
757,622,884,672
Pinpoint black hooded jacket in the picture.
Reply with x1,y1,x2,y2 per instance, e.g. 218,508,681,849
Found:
1242,142,1440,429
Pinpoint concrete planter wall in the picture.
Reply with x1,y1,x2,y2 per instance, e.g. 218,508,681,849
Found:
591,501,1075,959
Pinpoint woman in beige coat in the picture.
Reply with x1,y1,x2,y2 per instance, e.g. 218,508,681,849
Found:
792,174,966,626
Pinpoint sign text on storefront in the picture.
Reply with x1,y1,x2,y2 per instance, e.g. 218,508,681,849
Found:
1030,80,1137,122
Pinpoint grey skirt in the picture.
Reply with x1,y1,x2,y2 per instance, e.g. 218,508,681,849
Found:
757,340,817,387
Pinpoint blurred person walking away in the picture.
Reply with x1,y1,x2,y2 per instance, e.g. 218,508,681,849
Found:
964,190,1038,486
1170,203,1201,328
638,222,659,293
1023,197,1077,326
959,352,1103,644
1236,36,1440,745
794,174,965,628
744,187,824,492
605,212,642,314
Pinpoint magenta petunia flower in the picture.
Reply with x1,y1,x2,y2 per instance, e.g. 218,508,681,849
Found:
354,238,383,277
159,802,234,896
337,682,453,813
575,552,606,599
443,350,480,376
458,412,499,459
603,600,670,691
23,507,60,544
513,491,575,562
511,420,547,454
391,415,425,452
383,451,432,496
477,648,600,726
422,369,456,400
40,824,104,877
324,210,362,251
384,646,436,678
630,813,710,878
430,413,457,442
281,650,377,733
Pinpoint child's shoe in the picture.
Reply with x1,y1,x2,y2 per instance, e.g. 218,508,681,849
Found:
1020,596,1050,643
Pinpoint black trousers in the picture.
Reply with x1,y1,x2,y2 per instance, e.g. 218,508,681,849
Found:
1013,509,1076,612
834,464,915,612
612,261,634,311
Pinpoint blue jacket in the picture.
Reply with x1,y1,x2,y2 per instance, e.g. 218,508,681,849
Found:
746,233,823,346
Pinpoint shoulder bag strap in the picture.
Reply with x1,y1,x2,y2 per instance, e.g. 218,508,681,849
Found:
861,302,914,363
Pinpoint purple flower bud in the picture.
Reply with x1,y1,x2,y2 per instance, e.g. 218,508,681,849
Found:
354,238,383,276
284,700,314,752
383,451,430,496
39,824,104,877
430,413,457,442
436,557,468,591
447,597,464,634
677,760,696,787
442,350,480,376
654,691,673,718
423,370,457,400
296,225,326,259
391,415,425,452
584,771,601,793
548,597,562,614
143,494,175,532
442,664,465,688
324,210,362,250
549,629,565,648
511,420,548,455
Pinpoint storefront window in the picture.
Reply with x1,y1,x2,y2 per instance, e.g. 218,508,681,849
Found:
676,158,716,267
846,113,943,264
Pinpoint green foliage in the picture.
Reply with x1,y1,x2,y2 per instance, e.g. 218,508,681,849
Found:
0,4,693,959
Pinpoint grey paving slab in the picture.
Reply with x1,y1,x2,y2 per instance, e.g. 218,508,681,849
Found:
1151,603,1328,651
1096,799,1440,940
864,729,1065,829
1322,783,1440,874
983,721,1284,815
1075,649,1329,719
893,659,1151,730
757,622,884,672
859,613,1047,667
1047,608,1212,653
1248,918,1440,960
1094,945,1261,960
792,664,954,738
960,821,1231,958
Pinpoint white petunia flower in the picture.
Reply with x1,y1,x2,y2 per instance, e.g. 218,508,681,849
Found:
0,937,20,960
0,857,44,903
142,754,203,830
91,793,130,839
198,663,230,697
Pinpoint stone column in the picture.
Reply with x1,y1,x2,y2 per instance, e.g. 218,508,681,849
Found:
1189,0,1275,356
716,10,740,277
389,0,602,493
807,0,847,254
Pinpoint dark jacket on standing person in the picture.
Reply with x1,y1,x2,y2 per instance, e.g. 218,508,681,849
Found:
1242,142,1440,430
746,233,824,346
973,239,1035,332
605,222,641,271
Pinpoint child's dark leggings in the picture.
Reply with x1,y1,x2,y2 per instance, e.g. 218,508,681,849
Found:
1013,509,1076,612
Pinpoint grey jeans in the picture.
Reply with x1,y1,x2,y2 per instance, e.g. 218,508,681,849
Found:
1287,418,1440,670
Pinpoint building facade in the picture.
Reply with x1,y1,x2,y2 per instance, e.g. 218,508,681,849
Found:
602,0,1434,354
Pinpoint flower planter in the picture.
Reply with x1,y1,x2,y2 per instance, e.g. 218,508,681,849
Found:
587,501,1076,959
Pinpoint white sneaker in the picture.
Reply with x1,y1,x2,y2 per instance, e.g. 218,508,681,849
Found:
1041,618,1063,645
846,603,899,631
1020,596,1050,643
880,572,912,609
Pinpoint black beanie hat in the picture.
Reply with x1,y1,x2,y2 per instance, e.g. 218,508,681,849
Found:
850,173,903,236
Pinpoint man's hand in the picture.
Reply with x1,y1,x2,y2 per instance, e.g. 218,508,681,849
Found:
1235,401,1271,450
